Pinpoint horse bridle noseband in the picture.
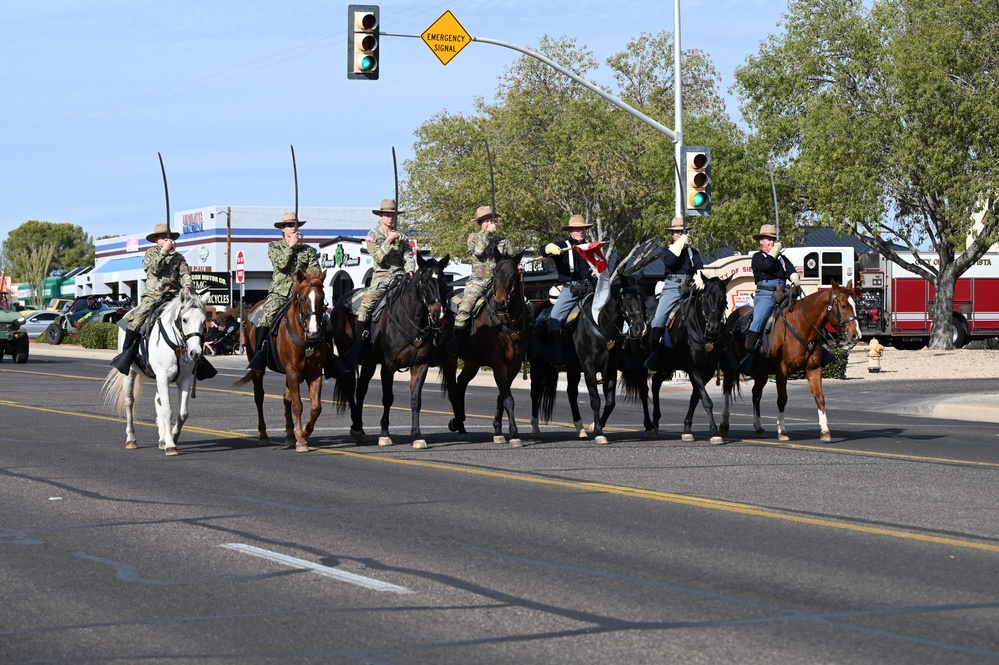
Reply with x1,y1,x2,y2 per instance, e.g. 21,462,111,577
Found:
781,288,859,353
158,306,204,358
285,284,325,356
388,270,444,348
487,269,528,341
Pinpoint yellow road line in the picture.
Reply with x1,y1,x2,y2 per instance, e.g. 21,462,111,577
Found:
316,447,999,554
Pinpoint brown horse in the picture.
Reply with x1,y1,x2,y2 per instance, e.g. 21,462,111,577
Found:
720,280,862,442
235,270,328,452
441,251,529,445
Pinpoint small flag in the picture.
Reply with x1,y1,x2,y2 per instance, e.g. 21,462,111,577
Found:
410,239,418,258
573,241,607,274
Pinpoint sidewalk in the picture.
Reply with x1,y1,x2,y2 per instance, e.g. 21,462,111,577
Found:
26,342,999,424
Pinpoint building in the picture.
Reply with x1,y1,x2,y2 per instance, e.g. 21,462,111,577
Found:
83,205,469,312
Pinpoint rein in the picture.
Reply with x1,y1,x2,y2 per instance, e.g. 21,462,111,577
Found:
779,288,860,357
386,271,443,349
485,270,529,341
283,284,325,358
156,300,204,357
681,287,725,353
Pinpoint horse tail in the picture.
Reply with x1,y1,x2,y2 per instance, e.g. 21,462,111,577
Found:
100,368,143,418
232,370,258,388
331,368,356,414
619,353,648,405
538,364,559,422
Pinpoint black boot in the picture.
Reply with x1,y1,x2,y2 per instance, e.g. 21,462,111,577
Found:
246,325,270,371
645,326,665,370
196,357,217,380
549,328,565,366
324,343,348,379
740,330,760,376
445,324,468,355
343,320,370,366
111,329,140,374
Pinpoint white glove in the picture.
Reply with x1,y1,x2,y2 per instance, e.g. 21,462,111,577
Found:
790,272,801,285
544,243,562,256
668,234,688,255
768,241,783,258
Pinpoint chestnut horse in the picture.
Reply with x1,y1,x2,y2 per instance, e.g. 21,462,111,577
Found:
235,270,328,452
441,251,530,445
720,280,862,442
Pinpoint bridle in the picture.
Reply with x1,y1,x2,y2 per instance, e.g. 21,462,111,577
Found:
157,297,205,358
683,282,727,353
284,279,325,356
781,287,860,354
487,262,528,341
387,265,445,348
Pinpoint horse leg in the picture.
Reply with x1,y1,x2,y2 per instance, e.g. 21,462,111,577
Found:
529,361,544,440
123,371,138,449
583,372,609,445
752,373,767,437
597,373,617,437
651,372,664,435
377,363,395,447
171,372,193,445
298,374,323,452
409,364,430,449
805,366,832,441
351,359,376,442
495,364,521,447
448,363,478,441
638,376,654,439
154,376,178,456
775,371,791,442
252,373,269,445
281,377,300,447
690,370,725,445
720,369,734,436
566,368,586,437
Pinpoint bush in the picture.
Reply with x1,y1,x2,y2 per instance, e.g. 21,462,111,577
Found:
787,346,849,380
80,321,120,350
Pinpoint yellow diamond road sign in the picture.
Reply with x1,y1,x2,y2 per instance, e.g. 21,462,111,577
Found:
421,10,471,66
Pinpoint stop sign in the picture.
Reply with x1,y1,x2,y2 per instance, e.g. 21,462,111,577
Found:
235,250,245,284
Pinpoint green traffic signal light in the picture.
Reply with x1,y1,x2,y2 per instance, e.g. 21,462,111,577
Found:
692,191,707,207
347,5,379,80
683,146,712,216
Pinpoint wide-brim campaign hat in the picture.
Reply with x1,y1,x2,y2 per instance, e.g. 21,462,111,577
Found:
274,211,307,228
669,217,687,232
473,205,500,224
145,223,180,243
753,223,778,240
373,199,404,216
562,214,593,231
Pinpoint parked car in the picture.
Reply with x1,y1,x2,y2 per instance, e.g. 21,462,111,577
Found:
22,310,61,339
44,295,127,344
0,307,29,363
47,298,74,312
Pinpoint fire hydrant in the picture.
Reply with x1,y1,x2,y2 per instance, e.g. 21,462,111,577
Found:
867,338,884,373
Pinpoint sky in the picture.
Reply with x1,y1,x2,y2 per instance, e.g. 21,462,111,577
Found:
0,0,790,245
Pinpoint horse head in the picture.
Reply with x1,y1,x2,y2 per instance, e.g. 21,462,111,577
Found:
491,250,524,313
415,253,450,326
692,272,731,343
825,279,863,346
174,289,208,363
618,273,648,340
293,269,327,344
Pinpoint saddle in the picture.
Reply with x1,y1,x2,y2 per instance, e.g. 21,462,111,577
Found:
735,285,801,350
341,275,406,322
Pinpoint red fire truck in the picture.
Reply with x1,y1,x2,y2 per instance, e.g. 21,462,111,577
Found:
782,246,999,349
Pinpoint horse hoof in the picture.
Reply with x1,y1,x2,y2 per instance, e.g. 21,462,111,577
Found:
447,419,458,433
163,447,178,456
587,422,596,433
509,438,523,447
493,435,507,444
125,440,137,450
296,443,310,453
778,433,790,442
457,432,470,442
710,436,726,445
820,431,832,442
755,429,767,437
413,439,428,449
378,437,393,447
594,435,609,445
531,430,542,440
681,433,695,442
643,429,656,439
719,425,729,435
257,435,270,447
350,429,367,442
578,429,588,439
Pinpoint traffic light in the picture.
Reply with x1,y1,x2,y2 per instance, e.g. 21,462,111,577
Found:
682,146,712,216
347,5,379,80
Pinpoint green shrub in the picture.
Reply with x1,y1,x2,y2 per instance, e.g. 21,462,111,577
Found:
80,322,120,350
788,346,849,380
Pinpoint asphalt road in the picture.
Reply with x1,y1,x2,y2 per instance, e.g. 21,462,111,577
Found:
2,354,998,664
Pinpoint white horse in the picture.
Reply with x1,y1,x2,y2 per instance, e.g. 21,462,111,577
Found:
101,291,208,455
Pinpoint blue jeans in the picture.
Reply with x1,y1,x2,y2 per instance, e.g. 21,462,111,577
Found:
651,281,681,328
749,279,785,333
548,285,577,333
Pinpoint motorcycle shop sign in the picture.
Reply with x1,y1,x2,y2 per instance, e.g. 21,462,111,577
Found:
191,272,231,308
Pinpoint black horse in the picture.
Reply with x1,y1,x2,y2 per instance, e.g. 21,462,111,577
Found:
440,251,531,445
330,254,450,449
622,273,732,443
529,270,648,444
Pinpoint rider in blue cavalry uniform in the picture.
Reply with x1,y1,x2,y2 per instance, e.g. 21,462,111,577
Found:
540,214,596,366
740,223,800,375
646,217,704,369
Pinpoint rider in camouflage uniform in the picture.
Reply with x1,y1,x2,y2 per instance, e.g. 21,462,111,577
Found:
246,211,325,372
356,199,415,341
445,205,512,353
111,223,215,379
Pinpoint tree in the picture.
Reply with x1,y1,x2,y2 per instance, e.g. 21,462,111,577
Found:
404,33,771,261
2,221,94,280
735,0,999,349
17,242,57,309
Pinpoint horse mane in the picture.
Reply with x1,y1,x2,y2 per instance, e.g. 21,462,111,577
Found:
161,290,207,321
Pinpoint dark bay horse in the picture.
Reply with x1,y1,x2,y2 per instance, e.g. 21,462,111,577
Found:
530,271,647,444
331,254,449,449
720,280,862,441
441,251,530,446
235,270,328,452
